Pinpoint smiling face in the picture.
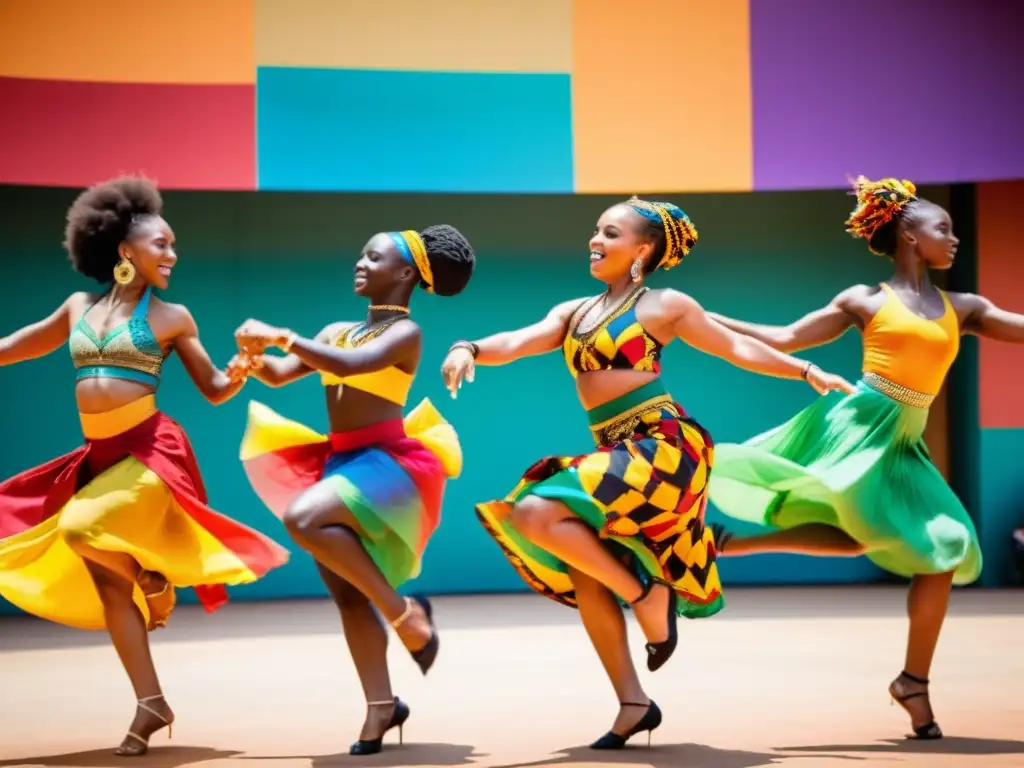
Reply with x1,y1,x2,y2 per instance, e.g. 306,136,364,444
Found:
902,201,959,270
353,233,418,297
587,204,657,284
121,215,177,290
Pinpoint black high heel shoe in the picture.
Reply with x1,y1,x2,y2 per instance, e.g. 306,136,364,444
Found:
590,700,662,749
349,697,411,756
631,581,678,672
888,671,943,740
391,594,439,675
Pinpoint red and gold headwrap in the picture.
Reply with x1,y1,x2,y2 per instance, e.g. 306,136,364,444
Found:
627,196,698,271
844,176,918,254
388,230,434,293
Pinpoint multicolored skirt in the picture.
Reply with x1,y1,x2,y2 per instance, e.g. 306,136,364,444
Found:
476,379,724,618
0,395,290,631
239,398,462,587
707,375,982,584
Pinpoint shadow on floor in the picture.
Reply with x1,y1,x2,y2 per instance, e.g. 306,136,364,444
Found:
242,742,482,767
487,742,865,768
0,746,240,768
778,735,1024,757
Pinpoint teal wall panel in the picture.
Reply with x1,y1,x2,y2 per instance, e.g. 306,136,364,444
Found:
977,428,1024,587
256,68,574,193
0,185,961,616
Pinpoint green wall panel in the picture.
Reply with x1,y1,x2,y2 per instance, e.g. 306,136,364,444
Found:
0,184,958,615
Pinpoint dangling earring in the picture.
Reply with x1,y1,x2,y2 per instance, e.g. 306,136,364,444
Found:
630,260,643,283
113,257,136,285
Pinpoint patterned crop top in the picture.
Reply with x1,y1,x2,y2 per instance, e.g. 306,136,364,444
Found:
562,286,664,379
319,320,414,406
69,287,164,388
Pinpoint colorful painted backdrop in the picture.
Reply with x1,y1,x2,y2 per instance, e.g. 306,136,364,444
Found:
2,0,1021,193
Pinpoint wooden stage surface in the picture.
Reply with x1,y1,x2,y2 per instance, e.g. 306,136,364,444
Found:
1,586,1021,768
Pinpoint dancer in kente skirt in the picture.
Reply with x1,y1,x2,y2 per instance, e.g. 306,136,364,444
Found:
707,177,1024,740
0,177,289,756
233,225,474,755
440,197,852,749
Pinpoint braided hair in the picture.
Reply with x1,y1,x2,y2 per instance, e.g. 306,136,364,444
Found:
63,176,163,283
844,176,923,257
626,197,698,274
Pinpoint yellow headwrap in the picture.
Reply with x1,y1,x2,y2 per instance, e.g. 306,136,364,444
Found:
389,230,434,293
627,196,699,271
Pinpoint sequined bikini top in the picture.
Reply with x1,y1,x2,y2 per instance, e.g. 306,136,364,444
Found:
68,287,164,388
562,286,663,379
320,318,414,406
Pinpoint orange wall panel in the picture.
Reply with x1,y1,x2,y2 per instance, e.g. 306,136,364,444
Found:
0,0,254,84
571,0,752,193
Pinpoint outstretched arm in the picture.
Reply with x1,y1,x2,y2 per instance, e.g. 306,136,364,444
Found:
0,295,77,366
959,294,1024,342
706,287,861,353
666,291,856,394
172,308,250,405
440,298,583,397
236,318,421,379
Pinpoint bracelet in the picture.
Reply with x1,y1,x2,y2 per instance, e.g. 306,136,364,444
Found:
449,340,479,359
281,331,298,353
800,361,816,381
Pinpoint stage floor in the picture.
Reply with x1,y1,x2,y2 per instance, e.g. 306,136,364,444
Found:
1,586,1021,768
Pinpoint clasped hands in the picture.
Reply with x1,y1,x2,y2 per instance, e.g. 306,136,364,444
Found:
225,318,293,383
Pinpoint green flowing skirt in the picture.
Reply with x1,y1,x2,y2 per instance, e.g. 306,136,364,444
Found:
707,380,982,584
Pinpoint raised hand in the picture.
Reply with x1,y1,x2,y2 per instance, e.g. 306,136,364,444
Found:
441,345,476,399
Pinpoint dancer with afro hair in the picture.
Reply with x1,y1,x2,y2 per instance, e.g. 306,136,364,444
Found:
0,176,289,756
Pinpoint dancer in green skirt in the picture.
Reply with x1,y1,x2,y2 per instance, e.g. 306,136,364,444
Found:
706,176,1024,740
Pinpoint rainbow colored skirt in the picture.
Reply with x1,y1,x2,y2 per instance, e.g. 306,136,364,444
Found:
240,398,462,587
476,379,724,618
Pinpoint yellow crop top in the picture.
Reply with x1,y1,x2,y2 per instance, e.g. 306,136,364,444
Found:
862,283,960,396
319,322,414,406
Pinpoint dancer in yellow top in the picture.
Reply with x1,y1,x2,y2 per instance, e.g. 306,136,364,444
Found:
233,225,474,755
0,176,288,756
707,176,1024,740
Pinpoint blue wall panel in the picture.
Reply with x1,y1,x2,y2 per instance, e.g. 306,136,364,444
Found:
257,67,574,193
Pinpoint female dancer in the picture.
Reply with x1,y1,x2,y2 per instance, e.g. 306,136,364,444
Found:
705,176,1024,739
0,176,290,756
232,225,474,755
440,197,853,749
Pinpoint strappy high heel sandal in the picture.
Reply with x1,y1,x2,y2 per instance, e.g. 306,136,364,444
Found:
590,700,663,749
889,670,943,740
115,694,174,757
391,594,439,675
350,697,411,756
137,570,175,631
631,581,678,672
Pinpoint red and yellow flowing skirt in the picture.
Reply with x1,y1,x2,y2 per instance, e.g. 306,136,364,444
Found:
240,398,461,587
476,379,725,619
0,395,290,631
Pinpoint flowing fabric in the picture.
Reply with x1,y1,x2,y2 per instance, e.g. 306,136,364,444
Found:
476,380,724,618
240,398,461,586
708,380,982,584
0,396,290,630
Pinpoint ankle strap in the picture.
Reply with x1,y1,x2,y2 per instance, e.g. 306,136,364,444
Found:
139,694,165,703
390,599,413,629
901,670,929,685
367,699,396,706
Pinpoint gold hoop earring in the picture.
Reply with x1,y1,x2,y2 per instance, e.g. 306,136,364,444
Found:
630,260,643,283
113,258,136,285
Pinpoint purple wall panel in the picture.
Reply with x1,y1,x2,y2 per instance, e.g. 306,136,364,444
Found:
751,0,1024,190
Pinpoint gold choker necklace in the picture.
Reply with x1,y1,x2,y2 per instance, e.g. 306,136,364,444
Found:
368,304,410,314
